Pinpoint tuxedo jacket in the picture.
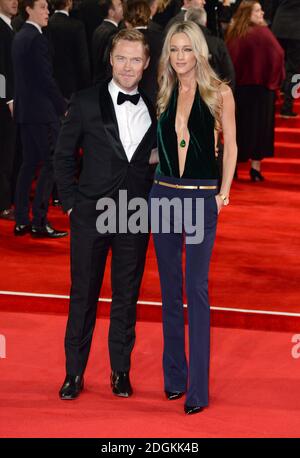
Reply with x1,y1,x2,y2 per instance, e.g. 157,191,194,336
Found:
54,81,157,216
11,23,66,124
0,18,14,112
48,12,91,100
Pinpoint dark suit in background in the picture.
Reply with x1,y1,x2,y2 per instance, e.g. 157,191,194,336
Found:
12,23,66,227
55,81,157,378
137,27,164,105
0,17,16,213
48,11,91,100
77,0,104,62
199,24,235,88
272,0,300,115
92,19,118,82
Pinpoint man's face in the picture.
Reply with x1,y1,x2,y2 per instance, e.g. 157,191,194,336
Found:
110,39,149,92
26,0,49,28
111,0,123,24
0,0,18,18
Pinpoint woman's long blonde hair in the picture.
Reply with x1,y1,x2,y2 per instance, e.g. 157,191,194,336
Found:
157,21,224,129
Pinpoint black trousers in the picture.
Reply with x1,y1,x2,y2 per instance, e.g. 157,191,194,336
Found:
278,38,300,112
14,122,60,226
65,208,149,376
0,104,16,211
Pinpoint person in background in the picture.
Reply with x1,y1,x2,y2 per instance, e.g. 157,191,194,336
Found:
149,21,237,415
12,0,67,237
165,0,205,31
272,0,300,118
92,0,123,82
48,0,91,101
226,0,284,181
124,0,164,104
0,0,17,221
145,0,162,32
185,7,235,88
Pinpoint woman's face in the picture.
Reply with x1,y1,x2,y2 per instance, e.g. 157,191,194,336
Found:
250,2,264,25
169,33,197,78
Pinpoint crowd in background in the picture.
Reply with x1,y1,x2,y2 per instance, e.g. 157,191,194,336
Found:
0,0,299,230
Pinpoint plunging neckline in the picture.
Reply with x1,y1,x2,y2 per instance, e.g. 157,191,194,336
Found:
174,87,197,178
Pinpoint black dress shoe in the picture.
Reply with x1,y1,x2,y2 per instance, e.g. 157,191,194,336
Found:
52,198,62,207
250,168,265,182
59,375,84,400
165,391,185,400
31,223,68,238
184,405,204,415
280,109,299,118
111,371,133,397
14,224,31,236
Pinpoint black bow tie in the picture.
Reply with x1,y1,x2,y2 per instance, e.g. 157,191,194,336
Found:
117,92,140,105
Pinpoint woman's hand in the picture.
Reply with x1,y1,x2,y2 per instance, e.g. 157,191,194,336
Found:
215,195,224,214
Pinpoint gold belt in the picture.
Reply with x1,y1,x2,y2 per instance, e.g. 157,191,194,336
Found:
154,180,217,190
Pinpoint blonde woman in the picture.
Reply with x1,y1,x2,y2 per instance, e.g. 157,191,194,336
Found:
149,21,237,415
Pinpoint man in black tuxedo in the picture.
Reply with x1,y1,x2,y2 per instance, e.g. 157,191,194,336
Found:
92,0,123,83
272,0,300,117
48,0,91,100
55,29,157,400
12,0,68,238
0,0,17,221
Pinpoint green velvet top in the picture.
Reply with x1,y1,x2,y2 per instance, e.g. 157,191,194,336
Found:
156,86,219,179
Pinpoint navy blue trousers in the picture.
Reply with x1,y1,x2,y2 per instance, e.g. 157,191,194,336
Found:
15,122,59,226
150,175,218,407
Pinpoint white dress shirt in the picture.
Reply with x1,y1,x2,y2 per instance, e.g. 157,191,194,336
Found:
0,13,12,29
108,79,151,162
103,19,118,28
54,10,69,16
26,21,42,34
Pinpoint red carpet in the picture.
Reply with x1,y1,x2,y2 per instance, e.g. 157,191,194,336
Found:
0,311,300,438
0,99,299,331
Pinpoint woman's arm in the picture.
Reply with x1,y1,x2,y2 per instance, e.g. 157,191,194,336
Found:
216,84,237,210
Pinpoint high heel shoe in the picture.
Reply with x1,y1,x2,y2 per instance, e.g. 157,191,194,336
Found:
250,168,265,182
184,405,204,415
165,391,185,400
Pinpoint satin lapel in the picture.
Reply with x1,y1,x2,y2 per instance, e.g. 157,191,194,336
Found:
98,83,128,161
130,90,157,162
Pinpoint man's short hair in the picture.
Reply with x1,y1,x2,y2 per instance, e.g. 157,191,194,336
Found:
19,0,39,20
111,28,150,59
51,0,69,10
99,0,114,18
